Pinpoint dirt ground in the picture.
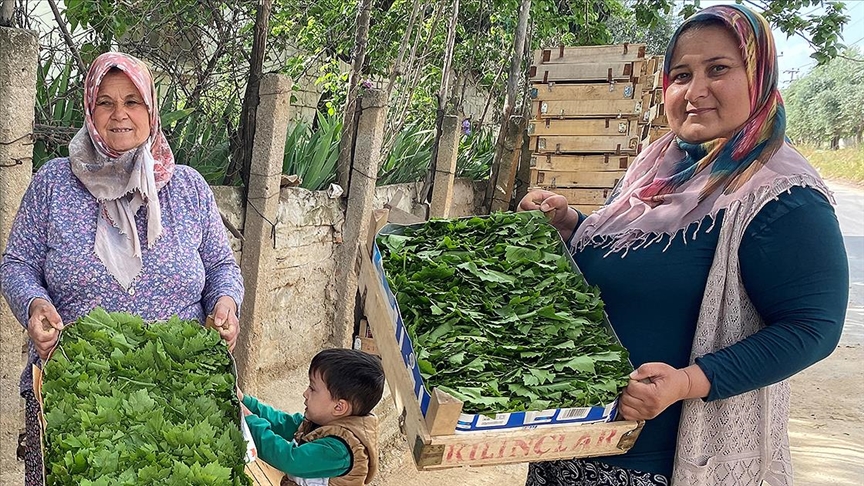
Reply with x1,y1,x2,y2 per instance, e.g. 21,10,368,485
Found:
368,340,864,486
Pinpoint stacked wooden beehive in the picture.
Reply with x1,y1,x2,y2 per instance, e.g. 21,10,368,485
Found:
640,55,671,147
527,44,647,214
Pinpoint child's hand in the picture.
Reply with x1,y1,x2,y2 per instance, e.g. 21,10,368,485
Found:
240,403,252,417
237,389,244,401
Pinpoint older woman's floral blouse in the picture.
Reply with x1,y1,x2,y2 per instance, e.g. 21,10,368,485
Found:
0,158,243,393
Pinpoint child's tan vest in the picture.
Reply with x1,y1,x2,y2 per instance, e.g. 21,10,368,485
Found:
282,414,379,486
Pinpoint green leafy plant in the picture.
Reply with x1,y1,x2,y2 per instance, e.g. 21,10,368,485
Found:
377,122,435,185
33,56,84,169
456,126,495,181
282,112,342,191
377,211,632,415
41,308,251,486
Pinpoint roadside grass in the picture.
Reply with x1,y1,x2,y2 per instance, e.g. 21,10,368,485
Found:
796,144,864,185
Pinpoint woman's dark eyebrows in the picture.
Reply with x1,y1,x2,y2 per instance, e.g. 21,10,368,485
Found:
670,55,734,70
704,55,733,63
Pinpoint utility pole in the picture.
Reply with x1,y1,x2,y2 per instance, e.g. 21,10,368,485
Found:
784,68,800,83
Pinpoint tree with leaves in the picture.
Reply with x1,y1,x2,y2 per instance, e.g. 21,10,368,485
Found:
784,46,864,148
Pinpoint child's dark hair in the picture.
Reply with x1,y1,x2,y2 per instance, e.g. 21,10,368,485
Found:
309,348,385,416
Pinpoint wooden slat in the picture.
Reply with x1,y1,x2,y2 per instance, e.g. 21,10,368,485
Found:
641,127,672,149
647,103,667,126
533,99,644,119
246,460,285,484
652,69,663,90
528,118,636,138
530,82,642,102
417,420,643,469
547,188,616,205
530,169,625,188
530,153,634,172
532,44,646,65
426,388,463,437
571,204,602,215
358,250,432,447
529,61,644,84
531,135,639,154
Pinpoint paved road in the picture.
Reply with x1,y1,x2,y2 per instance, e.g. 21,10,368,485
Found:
788,180,864,486
831,181,864,345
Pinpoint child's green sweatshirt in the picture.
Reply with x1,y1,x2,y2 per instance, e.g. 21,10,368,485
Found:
242,394,351,478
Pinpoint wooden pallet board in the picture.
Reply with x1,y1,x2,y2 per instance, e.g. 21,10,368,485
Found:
531,134,639,154
530,169,625,188
641,126,672,148
528,118,637,137
532,44,646,65
246,460,285,484
647,103,667,126
651,69,663,90
530,82,642,102
546,188,616,205
533,99,644,119
529,60,645,84
572,204,603,215
530,153,634,171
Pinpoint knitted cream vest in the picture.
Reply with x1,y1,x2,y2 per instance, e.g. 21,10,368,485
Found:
671,175,831,486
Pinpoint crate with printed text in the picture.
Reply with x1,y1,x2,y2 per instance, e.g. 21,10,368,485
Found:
358,210,642,470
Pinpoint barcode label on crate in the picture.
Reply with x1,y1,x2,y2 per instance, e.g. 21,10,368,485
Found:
470,413,512,428
557,407,592,420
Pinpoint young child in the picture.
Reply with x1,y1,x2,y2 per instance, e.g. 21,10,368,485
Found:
240,348,385,486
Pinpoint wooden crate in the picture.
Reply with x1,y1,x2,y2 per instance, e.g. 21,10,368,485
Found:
647,103,667,126
358,211,643,470
532,44,646,65
645,56,660,77
531,134,639,155
640,92,652,117
528,118,637,138
246,460,285,484
530,169,624,189
533,98,644,119
529,60,644,84
641,127,672,148
544,188,616,206
530,82,642,102
571,204,603,215
530,153,634,172
353,318,380,357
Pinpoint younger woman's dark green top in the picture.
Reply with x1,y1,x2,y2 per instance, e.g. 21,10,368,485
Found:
569,186,848,478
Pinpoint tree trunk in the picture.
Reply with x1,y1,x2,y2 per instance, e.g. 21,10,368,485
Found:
336,0,373,194
224,0,271,188
483,0,531,212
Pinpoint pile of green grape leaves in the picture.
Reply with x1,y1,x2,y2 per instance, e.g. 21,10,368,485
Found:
40,308,251,486
378,211,632,415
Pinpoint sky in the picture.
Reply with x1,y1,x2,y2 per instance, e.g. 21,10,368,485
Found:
696,0,864,87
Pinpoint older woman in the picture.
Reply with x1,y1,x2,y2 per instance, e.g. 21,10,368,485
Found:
0,52,244,484
520,5,847,486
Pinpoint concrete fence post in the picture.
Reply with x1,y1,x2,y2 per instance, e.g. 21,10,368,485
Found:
0,26,37,485
235,74,292,394
429,115,461,218
333,89,388,348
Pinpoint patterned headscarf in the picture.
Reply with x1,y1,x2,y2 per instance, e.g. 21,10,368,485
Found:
572,4,824,254
69,52,175,290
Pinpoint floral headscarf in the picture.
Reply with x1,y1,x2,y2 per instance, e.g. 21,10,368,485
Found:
571,4,826,254
69,52,175,290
